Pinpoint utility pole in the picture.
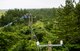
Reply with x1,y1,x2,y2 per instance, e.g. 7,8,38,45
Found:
28,13,37,40
36,40,63,51
28,13,34,40
30,13,33,35
48,41,52,51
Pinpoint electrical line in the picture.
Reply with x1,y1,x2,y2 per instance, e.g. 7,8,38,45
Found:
1,14,30,28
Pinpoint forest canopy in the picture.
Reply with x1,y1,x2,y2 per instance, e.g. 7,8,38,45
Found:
0,0,80,51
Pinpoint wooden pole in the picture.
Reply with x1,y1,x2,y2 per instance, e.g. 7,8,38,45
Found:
28,13,30,26
48,41,52,51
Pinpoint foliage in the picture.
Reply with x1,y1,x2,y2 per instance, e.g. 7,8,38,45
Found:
0,0,80,51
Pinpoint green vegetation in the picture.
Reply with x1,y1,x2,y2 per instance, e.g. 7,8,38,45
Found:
0,0,80,51
0,10,6,17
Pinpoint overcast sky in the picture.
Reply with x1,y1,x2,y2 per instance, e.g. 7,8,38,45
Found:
0,0,79,9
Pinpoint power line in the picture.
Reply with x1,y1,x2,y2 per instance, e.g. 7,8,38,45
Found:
1,14,30,29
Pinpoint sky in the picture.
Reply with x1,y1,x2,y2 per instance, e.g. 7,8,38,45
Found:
0,0,79,9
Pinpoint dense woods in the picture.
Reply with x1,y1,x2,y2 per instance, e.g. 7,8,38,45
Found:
0,0,80,51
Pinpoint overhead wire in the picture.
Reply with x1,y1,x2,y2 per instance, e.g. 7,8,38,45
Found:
0,13,38,41
1,14,30,29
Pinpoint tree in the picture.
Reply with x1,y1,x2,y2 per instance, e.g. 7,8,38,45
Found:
0,9,28,26
56,0,80,50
